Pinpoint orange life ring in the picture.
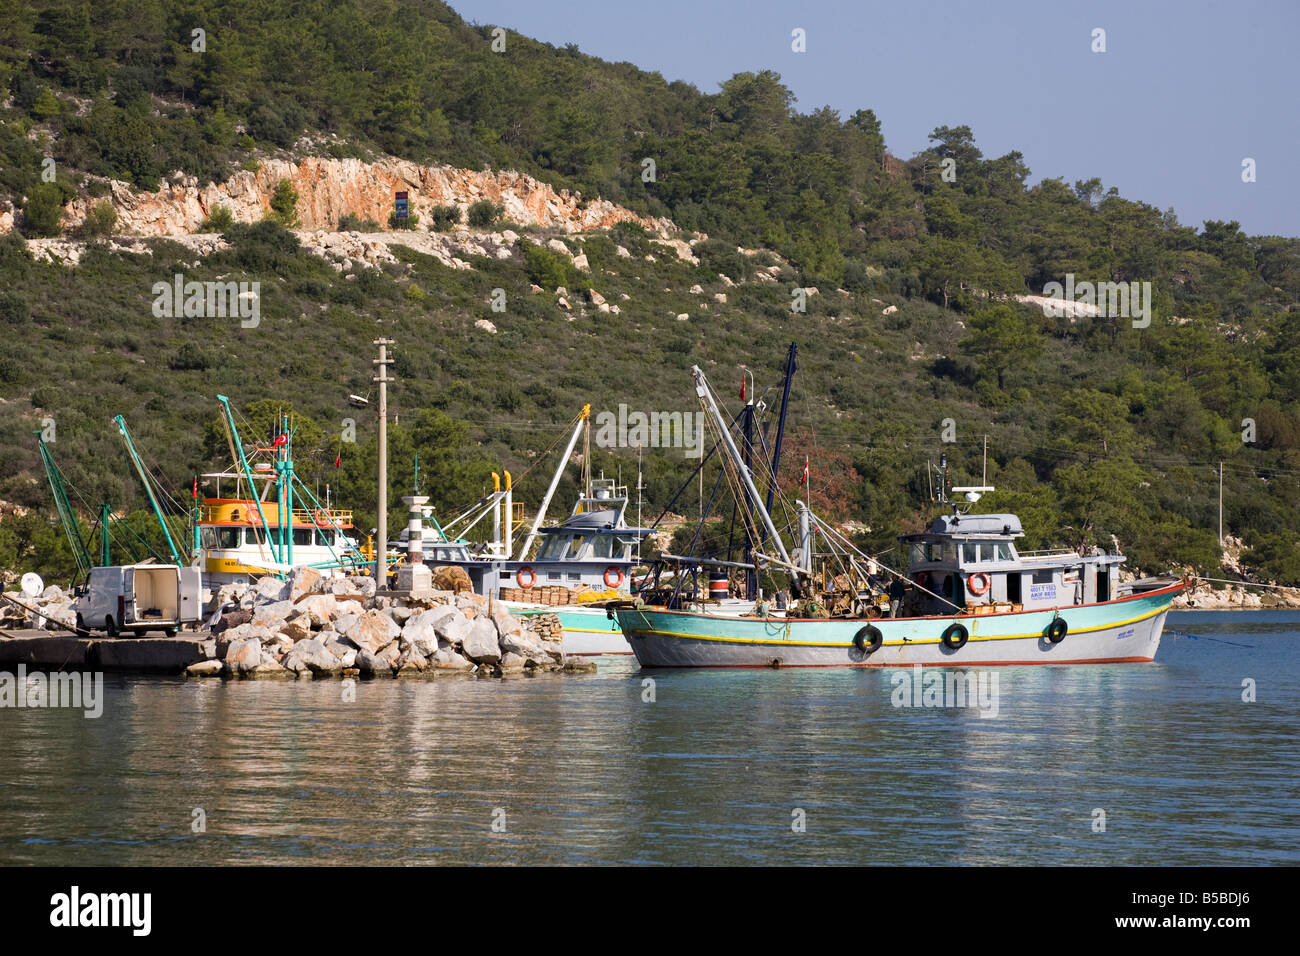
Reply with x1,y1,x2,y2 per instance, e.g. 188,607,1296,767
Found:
516,566,536,589
968,572,991,596
604,566,625,588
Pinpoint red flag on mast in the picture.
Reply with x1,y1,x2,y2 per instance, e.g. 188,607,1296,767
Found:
800,457,809,485
740,374,746,402
334,451,342,469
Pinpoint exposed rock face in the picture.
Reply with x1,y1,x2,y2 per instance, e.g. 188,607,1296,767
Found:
45,156,673,238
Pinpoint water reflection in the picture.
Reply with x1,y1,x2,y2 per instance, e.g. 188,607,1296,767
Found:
0,611,1296,865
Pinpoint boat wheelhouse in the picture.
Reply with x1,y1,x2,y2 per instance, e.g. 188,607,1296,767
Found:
198,493,363,586
900,512,1126,616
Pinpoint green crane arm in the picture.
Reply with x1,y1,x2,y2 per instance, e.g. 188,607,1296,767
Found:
36,434,92,579
216,395,282,569
113,415,183,565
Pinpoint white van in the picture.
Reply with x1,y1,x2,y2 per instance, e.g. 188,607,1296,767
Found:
76,565,204,636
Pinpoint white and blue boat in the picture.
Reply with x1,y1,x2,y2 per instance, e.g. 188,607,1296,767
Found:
613,366,1188,668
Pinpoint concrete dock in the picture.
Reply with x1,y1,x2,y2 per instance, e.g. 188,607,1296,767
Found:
0,630,215,673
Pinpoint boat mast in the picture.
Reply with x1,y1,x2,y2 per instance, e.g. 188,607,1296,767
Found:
691,366,793,571
516,404,590,560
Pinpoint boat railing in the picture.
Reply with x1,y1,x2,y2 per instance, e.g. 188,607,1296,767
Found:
1016,548,1081,560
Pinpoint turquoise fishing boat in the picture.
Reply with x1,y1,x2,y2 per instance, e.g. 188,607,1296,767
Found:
612,365,1188,668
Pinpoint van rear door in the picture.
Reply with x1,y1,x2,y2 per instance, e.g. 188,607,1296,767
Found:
122,566,136,624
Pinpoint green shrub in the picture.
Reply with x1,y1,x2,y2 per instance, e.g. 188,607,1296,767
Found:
75,201,116,239
467,200,503,228
169,342,211,371
695,237,753,281
0,291,29,324
387,210,420,230
200,204,234,232
338,213,381,232
429,205,461,231
21,182,67,237
520,238,579,290
269,178,298,227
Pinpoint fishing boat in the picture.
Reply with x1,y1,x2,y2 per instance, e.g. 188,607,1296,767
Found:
386,407,655,654
613,366,1188,667
198,396,365,586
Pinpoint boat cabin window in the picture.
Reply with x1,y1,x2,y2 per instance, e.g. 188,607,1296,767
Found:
537,536,567,560
564,535,587,560
923,541,956,563
293,529,314,547
201,527,241,549
591,535,615,560
1031,569,1054,584
994,542,1012,561
962,543,978,565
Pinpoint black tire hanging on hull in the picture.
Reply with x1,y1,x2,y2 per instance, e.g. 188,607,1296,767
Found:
940,622,969,650
853,624,883,654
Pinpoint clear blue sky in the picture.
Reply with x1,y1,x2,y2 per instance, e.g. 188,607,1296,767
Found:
452,0,1298,238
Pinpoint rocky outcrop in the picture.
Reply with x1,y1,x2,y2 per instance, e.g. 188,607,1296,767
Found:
38,156,673,238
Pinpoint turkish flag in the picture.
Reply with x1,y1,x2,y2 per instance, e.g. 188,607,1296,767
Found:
800,459,809,485
334,452,342,469
272,433,288,447
740,375,746,402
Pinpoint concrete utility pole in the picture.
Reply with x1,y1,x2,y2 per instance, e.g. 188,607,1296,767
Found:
374,338,395,590
1218,461,1224,546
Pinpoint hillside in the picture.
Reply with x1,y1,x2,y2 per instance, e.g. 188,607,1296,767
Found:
1,0,1298,586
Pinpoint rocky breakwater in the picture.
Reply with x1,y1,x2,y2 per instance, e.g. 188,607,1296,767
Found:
1172,579,1300,610
197,567,586,680
0,584,78,631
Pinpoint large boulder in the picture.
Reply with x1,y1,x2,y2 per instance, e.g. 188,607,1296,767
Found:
212,607,252,635
499,652,528,672
430,650,475,671
298,594,338,627
339,609,400,654
224,637,264,675
491,604,522,639
347,575,378,598
277,612,313,642
247,658,292,678
402,606,458,656
355,647,395,676
254,576,290,603
501,631,553,663
323,640,358,669
461,618,502,665
288,567,323,600
251,600,294,626
434,610,473,645
284,638,342,676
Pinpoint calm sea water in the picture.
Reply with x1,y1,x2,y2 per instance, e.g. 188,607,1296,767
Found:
0,610,1295,866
